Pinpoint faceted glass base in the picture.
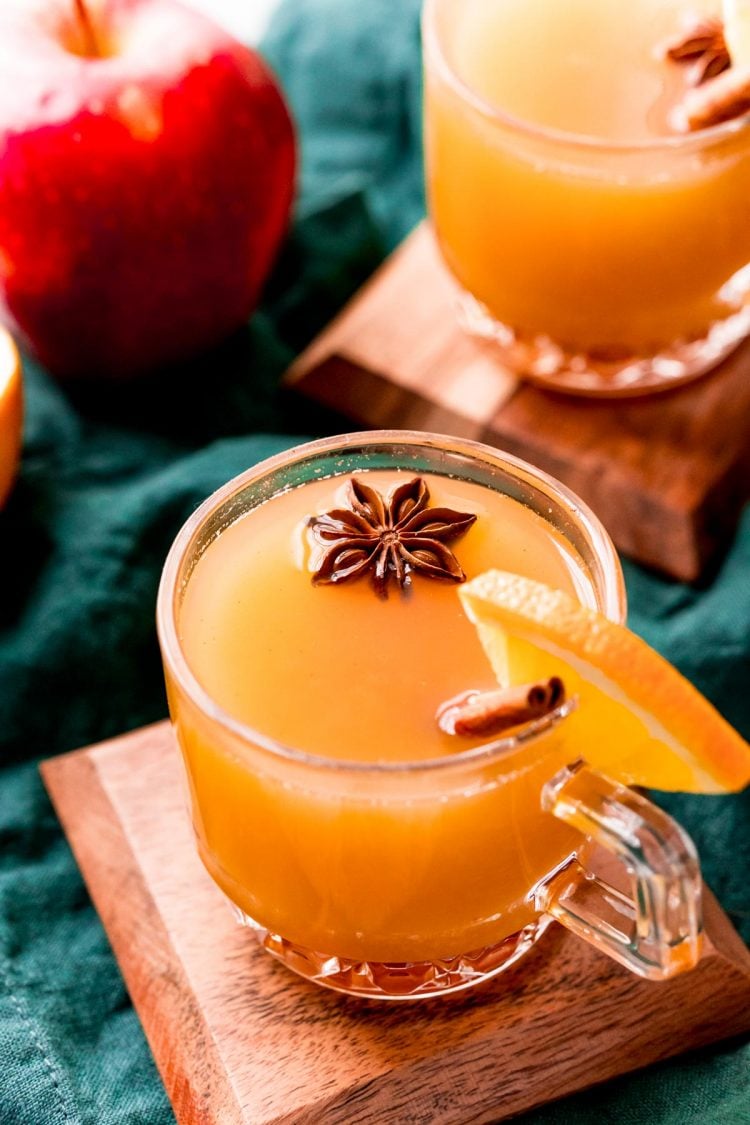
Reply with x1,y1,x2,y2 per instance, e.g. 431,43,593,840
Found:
457,290,750,398
231,905,551,1000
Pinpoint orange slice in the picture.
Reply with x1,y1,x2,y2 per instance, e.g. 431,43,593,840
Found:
0,327,22,510
459,570,750,794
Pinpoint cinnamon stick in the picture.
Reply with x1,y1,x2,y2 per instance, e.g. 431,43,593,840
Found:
438,677,565,738
663,17,730,86
678,66,750,130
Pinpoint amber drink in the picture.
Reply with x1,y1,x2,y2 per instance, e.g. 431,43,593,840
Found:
157,432,641,998
424,0,750,395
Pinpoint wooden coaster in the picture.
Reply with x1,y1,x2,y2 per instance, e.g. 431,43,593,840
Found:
42,722,750,1125
283,222,750,583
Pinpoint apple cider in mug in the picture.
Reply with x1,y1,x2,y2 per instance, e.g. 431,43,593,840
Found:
174,469,596,963
424,0,750,394
159,434,635,998
160,434,750,998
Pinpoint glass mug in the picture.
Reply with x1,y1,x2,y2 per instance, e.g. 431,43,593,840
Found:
423,0,750,397
157,432,702,999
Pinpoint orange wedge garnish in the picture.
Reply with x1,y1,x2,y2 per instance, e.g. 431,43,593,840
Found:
0,328,22,510
459,570,750,794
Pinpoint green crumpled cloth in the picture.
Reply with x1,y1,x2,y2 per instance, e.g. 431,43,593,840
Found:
1,1,748,1121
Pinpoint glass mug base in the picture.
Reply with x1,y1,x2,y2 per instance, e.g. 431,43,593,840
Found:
457,289,750,399
230,901,552,1000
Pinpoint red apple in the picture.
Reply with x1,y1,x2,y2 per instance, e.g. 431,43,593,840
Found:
0,0,295,378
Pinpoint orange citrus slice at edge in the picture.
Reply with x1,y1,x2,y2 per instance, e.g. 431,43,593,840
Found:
0,327,22,510
458,570,750,794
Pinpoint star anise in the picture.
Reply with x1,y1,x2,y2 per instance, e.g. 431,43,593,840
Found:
309,476,477,597
664,17,730,86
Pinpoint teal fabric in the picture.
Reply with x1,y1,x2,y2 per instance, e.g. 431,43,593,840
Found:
0,1,748,1121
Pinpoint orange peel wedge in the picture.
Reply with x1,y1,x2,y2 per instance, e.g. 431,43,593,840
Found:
0,327,22,510
459,570,750,794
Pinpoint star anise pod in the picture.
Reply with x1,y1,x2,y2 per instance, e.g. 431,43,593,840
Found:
664,17,730,86
309,476,477,597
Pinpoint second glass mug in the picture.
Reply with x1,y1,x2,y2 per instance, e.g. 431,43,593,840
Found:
422,0,750,397
157,432,702,999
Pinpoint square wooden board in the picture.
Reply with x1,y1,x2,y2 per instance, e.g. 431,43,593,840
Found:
283,222,750,583
42,722,750,1125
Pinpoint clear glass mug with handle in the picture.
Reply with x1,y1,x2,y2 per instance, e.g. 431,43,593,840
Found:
157,431,703,998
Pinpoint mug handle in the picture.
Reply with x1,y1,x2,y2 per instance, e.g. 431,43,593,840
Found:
536,759,703,980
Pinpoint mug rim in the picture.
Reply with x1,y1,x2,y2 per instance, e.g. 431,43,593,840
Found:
156,429,626,775
422,0,750,155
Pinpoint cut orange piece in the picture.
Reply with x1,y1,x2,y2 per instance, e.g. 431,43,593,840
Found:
0,327,22,510
459,570,750,794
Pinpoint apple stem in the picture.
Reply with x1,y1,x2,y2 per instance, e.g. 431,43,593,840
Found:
73,0,101,57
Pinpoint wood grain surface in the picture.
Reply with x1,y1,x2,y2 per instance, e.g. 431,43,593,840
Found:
42,722,750,1125
284,222,750,583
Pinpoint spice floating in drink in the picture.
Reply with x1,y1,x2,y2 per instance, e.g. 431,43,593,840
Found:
309,476,476,597
437,677,566,738
178,470,591,764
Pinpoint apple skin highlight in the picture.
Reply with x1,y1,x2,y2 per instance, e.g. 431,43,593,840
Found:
0,0,296,378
